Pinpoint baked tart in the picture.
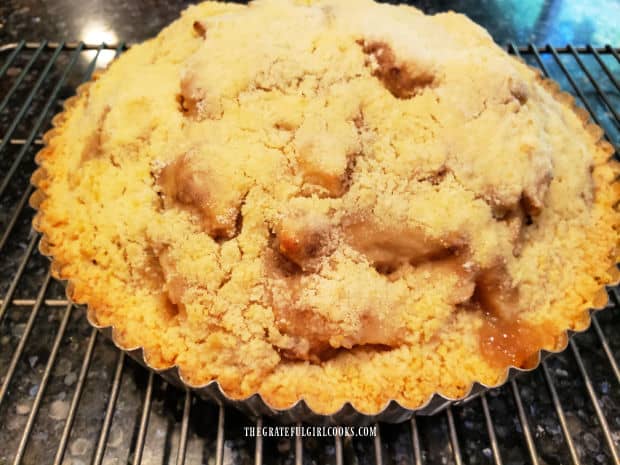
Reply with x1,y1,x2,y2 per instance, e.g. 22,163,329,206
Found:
31,0,620,416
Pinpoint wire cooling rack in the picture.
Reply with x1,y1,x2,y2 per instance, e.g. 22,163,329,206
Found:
0,41,618,465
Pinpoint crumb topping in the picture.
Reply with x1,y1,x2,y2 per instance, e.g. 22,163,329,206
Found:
34,0,619,413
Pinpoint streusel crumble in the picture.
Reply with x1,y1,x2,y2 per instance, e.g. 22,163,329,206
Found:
32,0,619,413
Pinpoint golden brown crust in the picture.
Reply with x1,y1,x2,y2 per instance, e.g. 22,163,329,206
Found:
31,0,620,415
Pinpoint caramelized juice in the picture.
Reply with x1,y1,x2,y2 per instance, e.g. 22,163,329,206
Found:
479,316,553,369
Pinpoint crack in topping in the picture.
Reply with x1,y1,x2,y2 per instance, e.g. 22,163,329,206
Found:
520,170,553,216
294,113,362,197
471,263,519,321
343,215,467,272
447,147,554,223
150,242,188,320
192,20,207,38
176,94,189,115
503,207,528,257
157,151,245,240
508,78,529,105
178,80,215,119
265,237,303,278
80,105,110,162
418,166,449,186
273,210,334,273
360,40,436,99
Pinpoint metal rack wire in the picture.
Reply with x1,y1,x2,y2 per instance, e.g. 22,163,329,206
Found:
0,41,618,465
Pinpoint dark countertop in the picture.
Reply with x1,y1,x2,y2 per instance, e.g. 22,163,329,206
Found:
0,0,619,47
